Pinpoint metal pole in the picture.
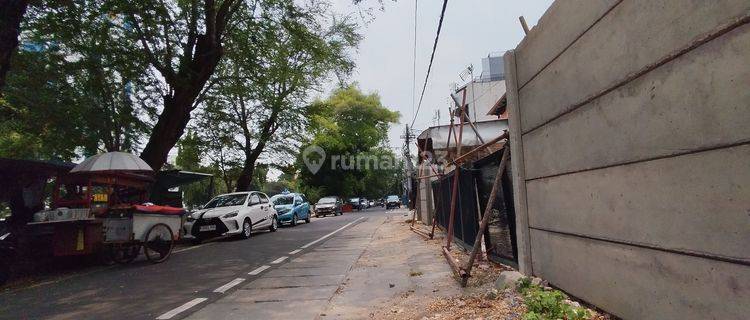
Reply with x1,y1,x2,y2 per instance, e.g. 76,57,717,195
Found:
445,89,467,251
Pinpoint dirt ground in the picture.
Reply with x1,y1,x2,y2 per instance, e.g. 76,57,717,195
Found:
331,215,612,320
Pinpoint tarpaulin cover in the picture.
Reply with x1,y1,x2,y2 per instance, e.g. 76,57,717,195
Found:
133,205,185,215
431,167,481,250
473,149,517,266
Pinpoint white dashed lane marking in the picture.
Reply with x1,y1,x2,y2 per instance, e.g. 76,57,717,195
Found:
155,298,208,320
248,265,271,275
155,216,365,319
270,256,288,264
213,278,245,293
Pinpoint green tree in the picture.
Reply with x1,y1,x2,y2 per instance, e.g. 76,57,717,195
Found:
195,0,360,191
297,85,400,199
1,1,161,159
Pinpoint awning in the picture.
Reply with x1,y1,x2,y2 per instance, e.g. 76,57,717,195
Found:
417,119,508,152
154,170,213,189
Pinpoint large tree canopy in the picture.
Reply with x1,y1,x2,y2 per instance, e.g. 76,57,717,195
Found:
194,0,360,191
296,85,401,199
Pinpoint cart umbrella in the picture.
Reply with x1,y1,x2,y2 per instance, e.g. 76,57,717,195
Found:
71,152,153,173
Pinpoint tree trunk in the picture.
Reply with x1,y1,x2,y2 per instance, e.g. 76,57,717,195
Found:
140,96,192,170
234,102,283,191
234,145,264,192
0,0,28,91
140,35,222,170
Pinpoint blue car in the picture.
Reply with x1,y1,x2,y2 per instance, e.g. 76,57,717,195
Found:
270,192,311,226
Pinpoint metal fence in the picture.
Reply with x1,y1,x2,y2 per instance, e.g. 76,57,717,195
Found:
473,149,517,267
431,167,481,250
430,150,517,266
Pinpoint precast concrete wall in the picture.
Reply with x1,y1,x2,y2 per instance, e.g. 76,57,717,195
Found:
504,1,750,319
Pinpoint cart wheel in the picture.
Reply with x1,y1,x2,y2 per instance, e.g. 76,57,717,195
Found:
144,223,174,264
113,244,141,264
99,248,116,266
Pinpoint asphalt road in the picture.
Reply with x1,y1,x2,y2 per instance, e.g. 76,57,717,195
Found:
0,207,392,320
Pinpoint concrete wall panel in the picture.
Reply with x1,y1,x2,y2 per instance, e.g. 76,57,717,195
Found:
529,229,750,320
522,24,750,179
518,0,750,133
515,0,619,86
526,144,750,260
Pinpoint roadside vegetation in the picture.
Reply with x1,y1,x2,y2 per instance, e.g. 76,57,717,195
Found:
516,277,591,320
0,0,405,207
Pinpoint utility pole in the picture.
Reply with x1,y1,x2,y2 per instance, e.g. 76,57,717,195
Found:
401,124,416,204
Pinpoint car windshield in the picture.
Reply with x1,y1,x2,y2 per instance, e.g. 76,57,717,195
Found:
387,195,399,201
318,197,336,204
204,194,247,208
271,195,294,205
349,198,358,202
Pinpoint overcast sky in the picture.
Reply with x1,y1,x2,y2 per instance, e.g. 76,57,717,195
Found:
330,0,554,151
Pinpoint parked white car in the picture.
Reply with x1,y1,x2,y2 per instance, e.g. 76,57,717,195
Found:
184,192,277,242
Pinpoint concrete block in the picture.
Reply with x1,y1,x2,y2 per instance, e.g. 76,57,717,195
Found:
529,229,750,320
523,24,750,179
515,0,619,86
527,144,750,260
504,50,533,275
518,0,750,132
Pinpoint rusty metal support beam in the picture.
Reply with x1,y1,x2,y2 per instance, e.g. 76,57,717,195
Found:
460,144,510,287
442,246,466,278
445,89,467,251
410,225,432,239
417,173,442,180
453,131,509,165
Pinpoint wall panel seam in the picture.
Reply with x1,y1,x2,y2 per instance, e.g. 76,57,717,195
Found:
520,13,750,136
525,139,750,182
518,0,623,91
529,226,750,266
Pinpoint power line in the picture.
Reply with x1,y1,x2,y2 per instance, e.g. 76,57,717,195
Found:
410,0,448,128
411,0,418,121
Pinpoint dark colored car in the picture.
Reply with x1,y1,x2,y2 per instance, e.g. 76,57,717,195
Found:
348,198,363,211
314,196,342,217
385,195,401,209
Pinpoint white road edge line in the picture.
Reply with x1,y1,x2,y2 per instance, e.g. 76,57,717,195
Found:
213,278,245,294
288,249,302,255
270,256,288,264
156,297,208,320
248,265,271,275
301,217,365,249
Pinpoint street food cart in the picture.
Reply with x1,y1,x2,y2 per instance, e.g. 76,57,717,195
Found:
29,152,185,264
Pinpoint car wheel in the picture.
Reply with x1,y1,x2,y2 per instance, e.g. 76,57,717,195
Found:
241,218,252,239
305,214,311,223
269,216,278,232
291,214,298,226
